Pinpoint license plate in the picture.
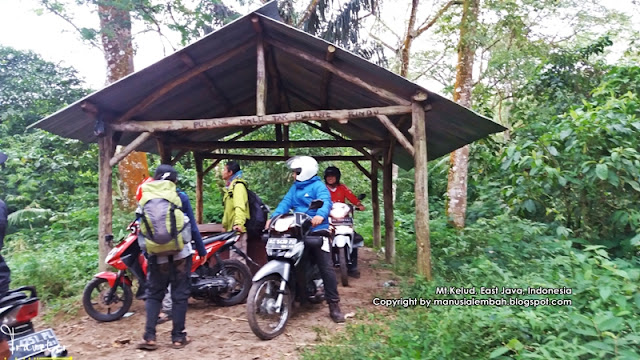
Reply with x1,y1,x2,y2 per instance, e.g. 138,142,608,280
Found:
266,237,297,250
9,328,61,359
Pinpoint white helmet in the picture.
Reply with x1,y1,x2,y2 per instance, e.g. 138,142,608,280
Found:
287,156,318,182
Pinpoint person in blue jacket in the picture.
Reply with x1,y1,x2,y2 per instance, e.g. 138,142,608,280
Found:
266,156,345,323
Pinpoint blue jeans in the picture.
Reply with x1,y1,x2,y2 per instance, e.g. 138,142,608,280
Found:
143,256,191,343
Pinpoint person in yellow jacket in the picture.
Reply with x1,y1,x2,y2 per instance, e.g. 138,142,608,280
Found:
221,161,250,263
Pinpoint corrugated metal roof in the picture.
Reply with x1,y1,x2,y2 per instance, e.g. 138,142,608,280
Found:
31,1,505,169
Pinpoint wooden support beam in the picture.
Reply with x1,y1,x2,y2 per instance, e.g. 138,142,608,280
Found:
275,124,283,141
412,100,431,280
267,37,411,106
109,132,152,167
377,114,415,156
383,147,395,264
320,45,336,108
111,105,412,133
256,33,267,116
283,124,290,157
228,126,263,142
116,40,254,123
371,159,381,248
170,140,385,151
170,150,188,166
156,136,171,164
302,121,383,168
352,161,372,180
201,154,370,162
195,153,204,224
98,126,115,272
204,159,222,176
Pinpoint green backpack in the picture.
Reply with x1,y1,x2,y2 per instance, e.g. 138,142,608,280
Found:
137,180,190,256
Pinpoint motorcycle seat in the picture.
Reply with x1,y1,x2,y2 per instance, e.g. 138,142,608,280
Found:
0,292,28,308
202,231,237,245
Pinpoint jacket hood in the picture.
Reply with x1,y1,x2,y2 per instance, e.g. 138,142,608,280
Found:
294,175,321,188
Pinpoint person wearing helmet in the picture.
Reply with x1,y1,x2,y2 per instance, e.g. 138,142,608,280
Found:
0,151,11,298
266,156,345,323
324,166,364,278
138,164,207,351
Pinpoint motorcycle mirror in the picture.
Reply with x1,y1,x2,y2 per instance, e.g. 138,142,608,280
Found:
308,199,324,210
357,193,366,200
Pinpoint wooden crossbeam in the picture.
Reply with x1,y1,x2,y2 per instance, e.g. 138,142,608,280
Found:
377,114,415,157
109,132,152,167
200,154,370,162
111,105,412,133
169,140,385,151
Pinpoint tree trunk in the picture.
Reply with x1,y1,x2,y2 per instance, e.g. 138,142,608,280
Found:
446,0,479,228
98,3,149,212
96,3,148,267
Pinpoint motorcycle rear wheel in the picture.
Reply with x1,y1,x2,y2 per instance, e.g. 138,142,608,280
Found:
212,259,252,306
82,277,133,322
339,248,349,287
247,275,292,340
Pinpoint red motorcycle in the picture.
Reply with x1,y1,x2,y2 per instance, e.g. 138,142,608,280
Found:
82,221,253,322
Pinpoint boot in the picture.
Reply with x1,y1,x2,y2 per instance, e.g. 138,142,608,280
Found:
328,302,345,323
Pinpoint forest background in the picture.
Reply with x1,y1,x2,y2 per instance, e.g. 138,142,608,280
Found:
0,0,639,358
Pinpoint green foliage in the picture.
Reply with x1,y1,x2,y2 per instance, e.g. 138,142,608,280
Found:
304,216,640,359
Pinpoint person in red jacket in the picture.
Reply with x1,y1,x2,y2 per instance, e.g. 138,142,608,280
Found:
324,166,364,278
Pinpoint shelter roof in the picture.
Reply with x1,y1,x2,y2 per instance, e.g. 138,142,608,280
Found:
31,1,505,169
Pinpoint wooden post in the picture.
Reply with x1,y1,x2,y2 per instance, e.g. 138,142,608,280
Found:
372,159,381,248
256,33,266,116
412,98,431,280
156,137,171,164
383,148,395,263
195,153,204,224
98,126,115,272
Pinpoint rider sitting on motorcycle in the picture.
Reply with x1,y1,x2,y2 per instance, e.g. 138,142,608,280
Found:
323,166,364,278
265,156,345,323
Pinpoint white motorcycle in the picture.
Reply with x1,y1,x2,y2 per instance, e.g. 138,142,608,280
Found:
329,194,365,286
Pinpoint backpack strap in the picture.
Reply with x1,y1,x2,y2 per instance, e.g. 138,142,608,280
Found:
139,209,155,241
169,203,180,250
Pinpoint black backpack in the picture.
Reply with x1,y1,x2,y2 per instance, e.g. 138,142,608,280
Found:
233,183,269,238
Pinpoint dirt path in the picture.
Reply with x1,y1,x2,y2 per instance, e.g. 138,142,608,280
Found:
51,248,397,359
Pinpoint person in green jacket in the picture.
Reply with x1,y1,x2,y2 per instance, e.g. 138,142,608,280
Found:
221,161,250,263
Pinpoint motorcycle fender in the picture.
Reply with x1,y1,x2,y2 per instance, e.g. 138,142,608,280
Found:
333,235,350,248
95,271,132,287
252,261,291,283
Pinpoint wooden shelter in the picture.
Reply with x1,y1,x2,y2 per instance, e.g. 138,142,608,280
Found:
32,1,505,279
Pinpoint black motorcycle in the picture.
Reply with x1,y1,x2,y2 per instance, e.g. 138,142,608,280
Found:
0,286,67,359
247,200,328,340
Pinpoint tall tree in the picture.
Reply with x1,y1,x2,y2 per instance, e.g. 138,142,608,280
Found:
446,0,478,228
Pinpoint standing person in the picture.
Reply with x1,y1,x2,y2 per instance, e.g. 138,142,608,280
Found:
137,164,207,351
221,161,249,263
324,166,365,278
266,156,345,323
0,151,11,297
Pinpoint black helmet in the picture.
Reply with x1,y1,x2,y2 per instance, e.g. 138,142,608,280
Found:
324,166,341,184
153,164,178,183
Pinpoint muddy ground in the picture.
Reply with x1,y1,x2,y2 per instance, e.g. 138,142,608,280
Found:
50,248,398,359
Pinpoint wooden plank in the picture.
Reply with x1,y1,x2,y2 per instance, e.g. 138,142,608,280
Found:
111,105,412,132
267,37,411,106
109,132,152,167
256,33,267,116
383,147,395,264
115,40,254,123
352,161,372,180
170,139,384,150
371,159,381,248
413,101,431,280
302,121,384,167
201,154,370,161
170,150,188,166
98,127,115,272
377,114,414,156
195,153,204,224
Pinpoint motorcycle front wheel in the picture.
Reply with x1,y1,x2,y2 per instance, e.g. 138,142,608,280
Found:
338,248,349,287
213,259,252,306
82,277,133,322
247,275,292,340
